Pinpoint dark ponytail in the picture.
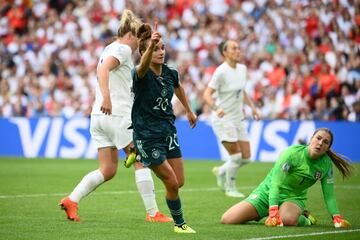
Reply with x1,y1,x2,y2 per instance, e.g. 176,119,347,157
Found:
218,40,228,56
313,128,354,178
327,150,354,178
137,23,152,55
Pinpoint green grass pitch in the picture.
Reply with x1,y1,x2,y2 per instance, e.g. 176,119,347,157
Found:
0,158,359,240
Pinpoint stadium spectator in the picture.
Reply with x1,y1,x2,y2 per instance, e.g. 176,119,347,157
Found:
348,100,360,121
131,23,197,233
221,128,353,228
203,40,260,198
59,9,171,223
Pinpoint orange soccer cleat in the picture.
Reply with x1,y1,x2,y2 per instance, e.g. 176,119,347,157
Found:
59,197,80,222
145,212,173,223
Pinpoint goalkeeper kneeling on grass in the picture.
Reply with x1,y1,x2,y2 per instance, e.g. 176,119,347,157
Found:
221,128,353,228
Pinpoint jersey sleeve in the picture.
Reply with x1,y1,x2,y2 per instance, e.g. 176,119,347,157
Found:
169,67,180,88
208,68,222,91
132,68,139,82
320,164,340,217
110,44,131,66
268,147,294,206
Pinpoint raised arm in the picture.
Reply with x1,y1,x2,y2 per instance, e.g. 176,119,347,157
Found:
97,56,120,115
174,85,197,128
136,29,161,79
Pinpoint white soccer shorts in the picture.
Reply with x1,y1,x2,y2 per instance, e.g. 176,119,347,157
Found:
90,114,132,150
212,120,249,142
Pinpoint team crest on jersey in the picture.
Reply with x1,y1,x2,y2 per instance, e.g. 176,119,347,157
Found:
152,149,160,159
314,171,322,180
281,162,290,172
249,194,258,200
161,88,167,97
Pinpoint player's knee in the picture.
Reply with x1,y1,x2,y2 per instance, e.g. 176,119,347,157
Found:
178,180,184,188
165,178,179,193
281,215,298,226
220,213,239,224
220,213,230,224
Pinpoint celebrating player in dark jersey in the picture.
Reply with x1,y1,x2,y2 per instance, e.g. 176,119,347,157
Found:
131,23,197,234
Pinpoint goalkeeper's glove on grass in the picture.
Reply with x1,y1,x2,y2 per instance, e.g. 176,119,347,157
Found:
265,206,283,227
333,214,350,228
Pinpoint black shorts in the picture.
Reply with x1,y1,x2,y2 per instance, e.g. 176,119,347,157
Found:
134,133,182,167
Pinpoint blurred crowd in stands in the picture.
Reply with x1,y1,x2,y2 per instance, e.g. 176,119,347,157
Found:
0,0,359,121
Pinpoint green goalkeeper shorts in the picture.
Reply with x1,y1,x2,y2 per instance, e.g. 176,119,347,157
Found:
245,190,306,218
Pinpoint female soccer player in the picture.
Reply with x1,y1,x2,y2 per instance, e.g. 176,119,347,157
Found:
221,128,352,228
131,23,197,233
59,9,171,223
203,40,260,198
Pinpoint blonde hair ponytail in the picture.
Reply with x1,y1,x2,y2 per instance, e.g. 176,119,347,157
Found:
118,9,142,37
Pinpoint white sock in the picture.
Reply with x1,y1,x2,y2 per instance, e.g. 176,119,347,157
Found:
69,169,105,203
135,168,158,216
226,153,242,190
218,160,230,175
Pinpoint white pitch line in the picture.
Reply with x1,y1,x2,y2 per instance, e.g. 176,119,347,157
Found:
244,229,360,240
0,185,358,199
0,186,255,199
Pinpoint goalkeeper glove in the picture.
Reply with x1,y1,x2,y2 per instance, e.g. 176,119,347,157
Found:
333,215,351,228
265,206,283,227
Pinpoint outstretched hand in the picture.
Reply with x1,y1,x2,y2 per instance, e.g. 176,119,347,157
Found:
187,111,197,129
265,206,283,227
215,108,226,118
150,22,161,46
252,108,261,121
333,215,351,228
100,96,112,115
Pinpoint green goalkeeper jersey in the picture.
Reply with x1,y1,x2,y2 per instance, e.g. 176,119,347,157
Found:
258,144,340,216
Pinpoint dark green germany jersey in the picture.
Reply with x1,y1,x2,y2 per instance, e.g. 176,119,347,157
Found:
131,64,179,139
257,145,340,216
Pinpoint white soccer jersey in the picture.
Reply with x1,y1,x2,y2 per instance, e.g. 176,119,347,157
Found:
92,41,133,116
208,62,247,122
